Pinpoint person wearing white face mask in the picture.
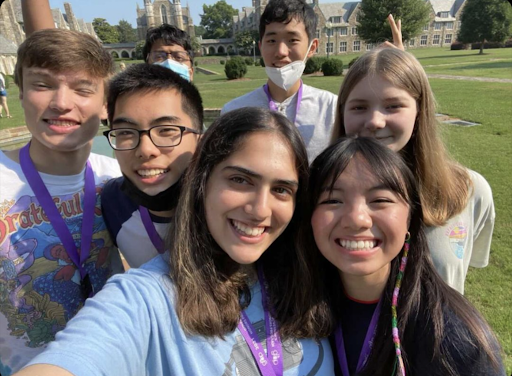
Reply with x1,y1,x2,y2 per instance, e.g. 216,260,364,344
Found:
222,0,338,162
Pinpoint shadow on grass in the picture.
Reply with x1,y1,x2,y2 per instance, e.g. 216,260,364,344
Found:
417,52,493,60
446,61,512,71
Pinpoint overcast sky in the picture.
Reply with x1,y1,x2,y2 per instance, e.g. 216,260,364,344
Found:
48,0,252,27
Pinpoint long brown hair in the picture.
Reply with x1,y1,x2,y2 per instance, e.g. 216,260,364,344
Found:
170,107,329,338
300,137,502,375
331,48,472,227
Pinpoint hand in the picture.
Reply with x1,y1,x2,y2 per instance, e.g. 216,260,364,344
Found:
379,14,404,51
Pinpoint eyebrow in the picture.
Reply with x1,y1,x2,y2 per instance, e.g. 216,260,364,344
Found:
111,115,183,127
224,165,299,187
321,183,391,193
264,30,302,38
347,96,409,104
25,69,97,87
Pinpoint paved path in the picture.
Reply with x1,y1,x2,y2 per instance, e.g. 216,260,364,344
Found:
426,74,512,83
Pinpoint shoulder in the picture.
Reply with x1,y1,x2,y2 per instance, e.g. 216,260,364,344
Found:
302,84,338,103
221,87,266,113
102,176,125,196
467,169,493,200
88,153,121,181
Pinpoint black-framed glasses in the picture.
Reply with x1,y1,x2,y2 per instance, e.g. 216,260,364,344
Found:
103,125,200,151
149,50,191,64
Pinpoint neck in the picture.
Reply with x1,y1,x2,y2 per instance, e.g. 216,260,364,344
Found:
8,140,92,175
339,265,390,302
266,79,301,103
149,208,174,218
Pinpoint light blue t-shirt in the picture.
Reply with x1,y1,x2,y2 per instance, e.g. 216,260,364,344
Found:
27,255,334,375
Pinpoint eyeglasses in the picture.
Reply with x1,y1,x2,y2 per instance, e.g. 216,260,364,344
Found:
149,50,191,64
103,125,200,151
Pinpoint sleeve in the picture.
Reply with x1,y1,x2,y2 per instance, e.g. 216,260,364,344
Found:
25,272,160,376
468,171,495,268
100,179,119,247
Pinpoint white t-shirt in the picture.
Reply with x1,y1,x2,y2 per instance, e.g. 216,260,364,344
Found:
426,170,495,294
0,151,122,375
27,255,335,375
222,83,338,162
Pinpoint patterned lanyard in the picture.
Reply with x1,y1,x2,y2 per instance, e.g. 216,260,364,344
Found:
237,266,283,376
263,81,303,125
139,206,165,254
19,142,96,298
335,298,382,376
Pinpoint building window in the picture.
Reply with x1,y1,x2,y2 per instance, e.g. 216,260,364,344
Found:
420,35,428,46
366,43,374,51
445,34,452,44
434,22,442,30
457,21,461,29
326,42,333,53
332,16,341,23
316,29,320,39
352,27,358,35
161,5,168,24
356,13,361,22
339,27,348,36
439,11,449,18
423,23,429,31
446,22,453,30
433,34,441,45
326,28,334,37
409,38,415,46
353,40,360,51
340,41,347,52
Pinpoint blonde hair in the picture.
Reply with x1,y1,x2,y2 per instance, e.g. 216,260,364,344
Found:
331,48,471,226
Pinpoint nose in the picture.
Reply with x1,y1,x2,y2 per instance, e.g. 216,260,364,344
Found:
135,133,161,159
364,110,386,131
49,87,73,112
276,41,289,58
244,189,272,221
341,202,372,230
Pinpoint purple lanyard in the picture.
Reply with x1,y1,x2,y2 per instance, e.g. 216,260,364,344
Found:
335,299,382,376
139,206,165,254
19,142,96,297
263,81,303,125
237,266,283,376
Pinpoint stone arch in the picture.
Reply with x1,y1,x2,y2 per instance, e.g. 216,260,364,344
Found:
161,5,168,24
208,46,216,55
111,51,119,58
121,50,130,58
217,45,225,54
202,47,207,56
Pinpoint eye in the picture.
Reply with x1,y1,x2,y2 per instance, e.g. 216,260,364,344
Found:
319,198,342,205
230,176,249,185
273,186,294,197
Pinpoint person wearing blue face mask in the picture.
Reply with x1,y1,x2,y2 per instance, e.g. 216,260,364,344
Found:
143,24,194,82
222,0,338,163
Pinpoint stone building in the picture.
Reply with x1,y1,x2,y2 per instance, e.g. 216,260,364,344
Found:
0,0,98,75
136,0,195,41
232,0,467,56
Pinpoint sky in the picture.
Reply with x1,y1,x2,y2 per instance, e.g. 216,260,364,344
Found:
48,0,251,28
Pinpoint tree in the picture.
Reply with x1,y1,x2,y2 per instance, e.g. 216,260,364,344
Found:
117,19,137,43
135,40,146,60
458,0,512,54
234,30,260,54
191,37,201,55
200,0,237,39
92,18,119,44
194,25,206,38
358,0,431,43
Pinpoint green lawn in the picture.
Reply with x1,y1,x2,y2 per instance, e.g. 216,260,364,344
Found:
2,47,511,372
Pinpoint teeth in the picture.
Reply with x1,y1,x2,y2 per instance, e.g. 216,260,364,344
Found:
47,120,78,127
137,169,169,177
340,239,376,250
231,220,265,237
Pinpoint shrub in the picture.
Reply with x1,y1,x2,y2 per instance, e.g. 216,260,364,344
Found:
304,56,325,74
322,59,344,76
220,60,225,65
254,59,261,66
194,60,198,67
244,57,254,65
348,57,359,68
471,41,505,50
224,56,247,80
259,57,265,67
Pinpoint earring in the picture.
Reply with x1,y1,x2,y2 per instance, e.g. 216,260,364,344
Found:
391,231,410,376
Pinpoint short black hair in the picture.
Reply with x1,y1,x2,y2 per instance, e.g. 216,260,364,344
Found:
259,0,317,41
143,24,193,63
107,64,203,130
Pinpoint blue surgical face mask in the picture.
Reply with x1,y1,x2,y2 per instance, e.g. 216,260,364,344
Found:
154,59,191,81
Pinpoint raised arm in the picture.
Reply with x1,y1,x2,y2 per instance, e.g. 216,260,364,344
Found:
14,365,73,376
21,0,55,36
379,14,404,51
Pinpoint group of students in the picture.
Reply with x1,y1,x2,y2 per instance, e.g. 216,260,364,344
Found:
0,0,504,375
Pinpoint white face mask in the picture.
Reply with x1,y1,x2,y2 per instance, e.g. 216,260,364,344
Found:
154,59,191,81
265,42,313,91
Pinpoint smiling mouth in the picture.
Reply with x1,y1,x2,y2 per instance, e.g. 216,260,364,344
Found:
230,219,267,237
337,239,378,250
46,119,80,127
137,168,169,177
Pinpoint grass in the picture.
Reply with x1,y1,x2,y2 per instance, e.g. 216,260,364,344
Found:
1,47,511,372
